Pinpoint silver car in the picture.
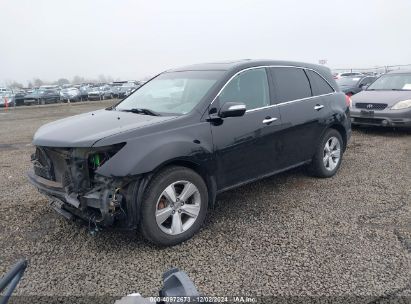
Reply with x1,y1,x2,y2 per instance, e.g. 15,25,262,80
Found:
350,70,411,128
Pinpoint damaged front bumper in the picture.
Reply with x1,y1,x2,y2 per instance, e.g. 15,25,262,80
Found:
27,145,139,229
28,170,126,226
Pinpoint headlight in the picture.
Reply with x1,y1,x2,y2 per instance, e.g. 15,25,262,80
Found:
391,99,411,110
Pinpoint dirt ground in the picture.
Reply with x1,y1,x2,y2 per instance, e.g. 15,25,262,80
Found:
0,101,410,302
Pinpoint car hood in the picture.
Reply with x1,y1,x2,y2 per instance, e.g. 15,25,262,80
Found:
351,90,411,106
33,109,177,147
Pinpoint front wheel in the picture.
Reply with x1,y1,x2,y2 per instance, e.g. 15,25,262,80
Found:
139,166,208,246
307,129,344,178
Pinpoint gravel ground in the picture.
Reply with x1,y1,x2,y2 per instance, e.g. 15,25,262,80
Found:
0,102,410,302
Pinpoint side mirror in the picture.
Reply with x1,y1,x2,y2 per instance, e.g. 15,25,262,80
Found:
219,102,246,118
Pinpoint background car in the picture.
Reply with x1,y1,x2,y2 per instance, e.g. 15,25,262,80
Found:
13,89,27,106
79,85,91,100
60,87,82,102
350,70,411,127
117,82,139,98
110,81,127,98
24,88,60,105
87,85,112,100
336,75,376,96
333,72,363,79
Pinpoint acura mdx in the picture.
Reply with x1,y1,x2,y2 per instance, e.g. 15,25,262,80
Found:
28,60,351,246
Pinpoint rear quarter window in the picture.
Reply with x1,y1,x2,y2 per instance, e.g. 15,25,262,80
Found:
306,70,334,96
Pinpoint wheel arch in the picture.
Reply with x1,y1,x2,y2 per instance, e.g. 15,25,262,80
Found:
328,123,348,151
132,157,217,226
150,158,217,209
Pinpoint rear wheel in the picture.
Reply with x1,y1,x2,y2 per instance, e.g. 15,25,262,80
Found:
139,166,208,246
307,129,343,178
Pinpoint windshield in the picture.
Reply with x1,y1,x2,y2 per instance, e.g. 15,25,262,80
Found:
337,77,361,86
116,71,223,115
367,73,411,91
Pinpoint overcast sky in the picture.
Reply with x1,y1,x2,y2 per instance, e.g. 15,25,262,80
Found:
1,0,410,86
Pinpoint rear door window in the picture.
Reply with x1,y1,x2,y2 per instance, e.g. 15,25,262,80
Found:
306,70,334,96
270,67,312,103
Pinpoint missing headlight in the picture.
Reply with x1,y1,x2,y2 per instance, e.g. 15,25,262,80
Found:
88,143,126,177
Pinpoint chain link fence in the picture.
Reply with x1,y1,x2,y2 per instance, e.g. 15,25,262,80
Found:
332,64,411,75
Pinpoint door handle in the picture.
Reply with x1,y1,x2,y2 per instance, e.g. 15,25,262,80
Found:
314,104,324,111
262,117,278,125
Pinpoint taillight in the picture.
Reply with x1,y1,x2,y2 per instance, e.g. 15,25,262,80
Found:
345,95,352,108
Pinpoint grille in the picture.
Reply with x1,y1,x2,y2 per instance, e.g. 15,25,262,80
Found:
355,103,387,110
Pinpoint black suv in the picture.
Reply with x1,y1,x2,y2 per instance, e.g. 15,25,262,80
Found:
28,60,351,246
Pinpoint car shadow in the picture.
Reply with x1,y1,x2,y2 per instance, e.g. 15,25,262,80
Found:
85,166,309,251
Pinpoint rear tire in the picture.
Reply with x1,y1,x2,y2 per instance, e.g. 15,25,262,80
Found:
307,129,344,178
139,166,208,246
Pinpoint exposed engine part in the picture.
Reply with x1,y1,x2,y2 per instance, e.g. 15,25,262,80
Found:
29,144,131,229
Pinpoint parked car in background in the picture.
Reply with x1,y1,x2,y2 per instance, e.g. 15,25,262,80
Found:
350,70,411,127
0,88,15,107
24,88,60,105
88,85,112,100
101,85,113,99
333,72,363,79
110,82,125,98
14,90,27,106
118,82,139,98
110,81,140,98
28,59,351,246
336,75,376,96
79,85,91,100
60,87,82,102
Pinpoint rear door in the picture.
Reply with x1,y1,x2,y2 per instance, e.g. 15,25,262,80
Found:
269,67,334,167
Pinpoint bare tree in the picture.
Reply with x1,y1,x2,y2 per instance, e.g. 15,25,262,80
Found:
5,80,23,89
56,78,70,86
33,78,44,87
72,75,85,84
98,74,107,83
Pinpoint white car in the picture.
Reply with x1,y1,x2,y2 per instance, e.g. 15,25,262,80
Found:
333,72,363,79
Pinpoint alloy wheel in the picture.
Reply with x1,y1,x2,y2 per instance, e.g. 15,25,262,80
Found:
323,136,341,171
155,180,201,235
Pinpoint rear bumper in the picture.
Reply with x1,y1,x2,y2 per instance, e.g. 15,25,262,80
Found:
350,108,411,127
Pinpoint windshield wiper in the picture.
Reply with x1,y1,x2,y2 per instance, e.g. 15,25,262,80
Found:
120,108,161,116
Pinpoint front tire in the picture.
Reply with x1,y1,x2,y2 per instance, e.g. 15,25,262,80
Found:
307,129,343,178
139,166,208,246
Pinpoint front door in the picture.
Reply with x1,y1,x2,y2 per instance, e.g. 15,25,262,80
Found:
210,68,282,190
